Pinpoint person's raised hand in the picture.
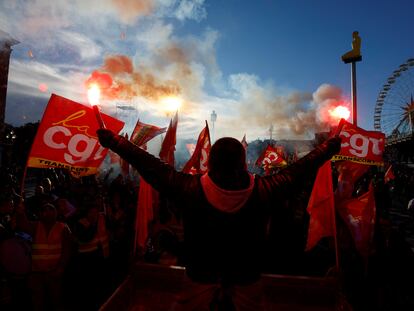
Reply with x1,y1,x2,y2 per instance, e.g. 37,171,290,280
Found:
97,129,117,149
326,136,342,155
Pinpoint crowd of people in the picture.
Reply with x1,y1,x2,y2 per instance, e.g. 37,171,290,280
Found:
0,142,414,310
0,167,137,310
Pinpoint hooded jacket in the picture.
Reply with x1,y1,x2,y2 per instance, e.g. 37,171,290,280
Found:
109,136,336,285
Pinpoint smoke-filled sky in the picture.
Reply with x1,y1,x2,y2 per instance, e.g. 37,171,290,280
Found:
1,0,414,142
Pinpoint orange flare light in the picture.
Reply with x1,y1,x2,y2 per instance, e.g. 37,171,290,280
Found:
329,105,351,121
87,84,105,129
87,84,101,105
161,96,182,113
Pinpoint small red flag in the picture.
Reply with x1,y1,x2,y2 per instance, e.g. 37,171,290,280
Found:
130,119,166,147
305,161,335,251
159,112,178,166
241,134,248,150
182,121,211,174
255,145,287,175
384,165,395,184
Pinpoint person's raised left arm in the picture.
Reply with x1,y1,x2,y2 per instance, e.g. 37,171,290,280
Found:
97,129,197,199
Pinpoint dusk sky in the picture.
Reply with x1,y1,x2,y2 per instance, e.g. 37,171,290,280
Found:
1,0,414,143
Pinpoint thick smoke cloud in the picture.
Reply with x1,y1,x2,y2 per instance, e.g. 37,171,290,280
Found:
110,0,154,24
229,74,346,139
2,0,348,143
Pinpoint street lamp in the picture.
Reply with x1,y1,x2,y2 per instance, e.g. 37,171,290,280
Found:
4,129,16,145
269,124,273,143
341,31,362,126
210,110,217,143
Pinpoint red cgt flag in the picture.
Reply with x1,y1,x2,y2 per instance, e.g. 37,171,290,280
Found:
335,161,370,200
27,94,124,177
334,161,375,258
182,121,211,175
337,183,376,259
305,161,335,251
332,119,385,166
159,111,178,166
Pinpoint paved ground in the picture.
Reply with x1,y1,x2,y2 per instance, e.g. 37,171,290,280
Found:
388,196,414,251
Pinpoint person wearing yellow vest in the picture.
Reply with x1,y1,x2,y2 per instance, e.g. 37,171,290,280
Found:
77,206,109,258
17,202,72,311
74,205,110,309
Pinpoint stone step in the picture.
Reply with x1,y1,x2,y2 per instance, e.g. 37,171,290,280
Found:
100,263,348,311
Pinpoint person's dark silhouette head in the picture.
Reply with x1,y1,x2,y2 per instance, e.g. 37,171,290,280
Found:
208,137,249,190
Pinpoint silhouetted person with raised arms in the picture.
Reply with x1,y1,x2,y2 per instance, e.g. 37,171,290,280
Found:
97,129,341,310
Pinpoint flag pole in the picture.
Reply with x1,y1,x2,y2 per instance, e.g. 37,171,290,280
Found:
93,105,106,129
331,119,345,272
19,125,39,197
19,163,29,197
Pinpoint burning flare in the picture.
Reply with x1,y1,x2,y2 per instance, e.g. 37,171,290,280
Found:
329,105,351,121
161,96,182,113
87,84,105,129
87,84,101,105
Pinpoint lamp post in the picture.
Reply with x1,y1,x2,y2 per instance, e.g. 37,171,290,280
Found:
341,31,362,126
269,124,274,145
210,110,217,143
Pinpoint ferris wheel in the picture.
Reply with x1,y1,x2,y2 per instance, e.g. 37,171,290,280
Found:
374,58,414,142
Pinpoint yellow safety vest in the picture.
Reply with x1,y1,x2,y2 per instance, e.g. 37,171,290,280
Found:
78,214,109,258
32,222,66,272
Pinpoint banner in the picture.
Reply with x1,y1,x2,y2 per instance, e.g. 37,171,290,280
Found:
182,121,211,174
130,120,166,147
334,161,375,258
332,120,385,165
28,94,124,177
337,183,376,259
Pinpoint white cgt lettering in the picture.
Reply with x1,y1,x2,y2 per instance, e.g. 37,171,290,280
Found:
349,133,369,157
43,126,71,149
43,125,105,164
340,131,350,148
369,137,383,155
64,134,98,164
339,130,383,159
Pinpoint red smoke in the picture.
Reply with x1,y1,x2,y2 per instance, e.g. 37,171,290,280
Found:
85,71,115,99
103,54,133,74
85,54,181,101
